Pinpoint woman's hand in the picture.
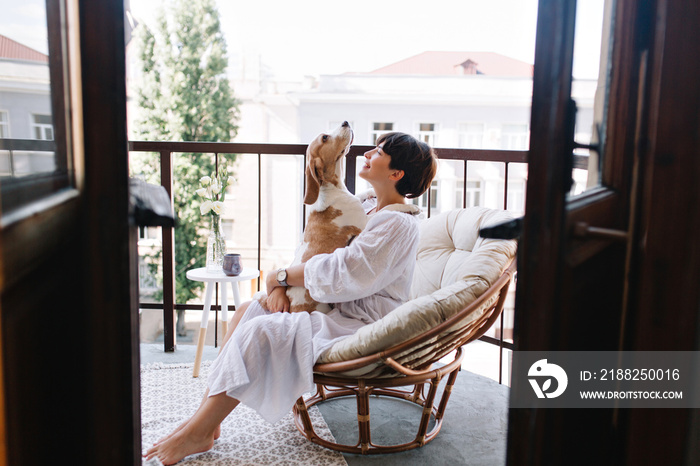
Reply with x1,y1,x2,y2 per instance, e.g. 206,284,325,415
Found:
267,286,290,313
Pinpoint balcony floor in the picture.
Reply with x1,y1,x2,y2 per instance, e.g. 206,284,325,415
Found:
140,342,509,465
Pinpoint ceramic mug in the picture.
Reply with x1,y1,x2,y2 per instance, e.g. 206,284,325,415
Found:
222,253,242,276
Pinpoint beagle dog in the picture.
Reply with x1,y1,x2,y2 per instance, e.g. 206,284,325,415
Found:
262,121,367,313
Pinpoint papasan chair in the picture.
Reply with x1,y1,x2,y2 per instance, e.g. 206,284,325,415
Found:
293,207,518,454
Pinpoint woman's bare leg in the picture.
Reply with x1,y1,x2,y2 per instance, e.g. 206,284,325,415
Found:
145,393,240,465
154,300,253,445
222,300,251,347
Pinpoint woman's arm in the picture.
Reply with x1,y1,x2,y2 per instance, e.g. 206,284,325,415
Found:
303,212,418,303
265,263,305,295
266,212,418,305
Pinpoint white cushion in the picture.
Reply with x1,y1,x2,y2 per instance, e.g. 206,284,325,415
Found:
318,208,517,372
410,207,516,299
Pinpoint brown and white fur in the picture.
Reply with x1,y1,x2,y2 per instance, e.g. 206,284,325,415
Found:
261,121,367,313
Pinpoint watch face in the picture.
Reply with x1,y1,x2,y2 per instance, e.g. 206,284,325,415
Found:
277,269,286,282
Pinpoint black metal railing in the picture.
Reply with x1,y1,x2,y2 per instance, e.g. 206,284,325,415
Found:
128,140,530,383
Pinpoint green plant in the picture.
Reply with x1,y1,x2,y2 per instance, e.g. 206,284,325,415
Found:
131,0,240,335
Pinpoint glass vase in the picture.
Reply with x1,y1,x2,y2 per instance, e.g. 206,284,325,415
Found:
206,215,227,273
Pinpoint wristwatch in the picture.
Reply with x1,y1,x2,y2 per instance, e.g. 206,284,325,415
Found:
276,268,288,287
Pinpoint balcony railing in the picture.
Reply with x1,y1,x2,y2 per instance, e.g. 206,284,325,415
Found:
128,140,531,384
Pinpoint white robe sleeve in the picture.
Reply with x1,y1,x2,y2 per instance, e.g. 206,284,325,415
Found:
304,211,419,304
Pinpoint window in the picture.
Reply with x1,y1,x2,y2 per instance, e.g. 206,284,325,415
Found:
500,124,529,150
371,122,393,144
466,180,482,207
455,184,464,208
0,111,10,176
138,256,159,294
455,180,482,207
138,225,161,241
0,0,73,216
412,180,439,213
507,180,526,213
416,123,437,146
458,122,484,149
0,111,9,138
31,114,54,140
222,218,234,240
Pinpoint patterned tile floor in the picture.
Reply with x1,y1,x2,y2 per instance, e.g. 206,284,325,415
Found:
140,342,510,466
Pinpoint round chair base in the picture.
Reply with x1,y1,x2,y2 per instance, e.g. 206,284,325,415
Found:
292,364,461,455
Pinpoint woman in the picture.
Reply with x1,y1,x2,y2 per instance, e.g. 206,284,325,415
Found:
145,132,438,464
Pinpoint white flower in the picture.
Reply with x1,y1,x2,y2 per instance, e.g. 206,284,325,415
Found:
212,201,224,215
195,188,207,197
200,200,213,215
227,176,236,186
211,181,221,195
200,176,211,187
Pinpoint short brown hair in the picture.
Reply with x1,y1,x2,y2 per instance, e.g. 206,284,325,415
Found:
377,132,438,199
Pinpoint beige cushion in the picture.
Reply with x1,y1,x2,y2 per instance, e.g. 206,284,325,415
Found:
318,208,517,372
410,207,516,299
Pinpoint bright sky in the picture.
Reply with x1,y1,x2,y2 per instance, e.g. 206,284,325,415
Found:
134,0,541,79
0,0,605,80
0,0,48,54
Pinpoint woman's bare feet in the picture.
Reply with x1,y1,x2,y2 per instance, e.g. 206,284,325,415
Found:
155,389,221,446
145,427,215,465
147,390,239,464
154,419,220,446
154,419,189,445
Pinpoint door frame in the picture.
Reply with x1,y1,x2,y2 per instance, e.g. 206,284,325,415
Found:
78,0,141,463
507,0,700,464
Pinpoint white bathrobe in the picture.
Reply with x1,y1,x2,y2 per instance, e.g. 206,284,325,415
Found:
207,196,423,424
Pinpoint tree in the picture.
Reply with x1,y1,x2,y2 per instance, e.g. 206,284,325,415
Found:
132,0,240,336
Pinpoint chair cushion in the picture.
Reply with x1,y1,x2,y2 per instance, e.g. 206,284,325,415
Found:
317,208,517,369
410,207,516,299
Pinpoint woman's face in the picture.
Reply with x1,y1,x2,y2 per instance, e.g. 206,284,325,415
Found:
359,144,396,185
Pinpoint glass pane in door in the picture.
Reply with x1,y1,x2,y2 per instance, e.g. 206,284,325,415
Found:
570,0,615,195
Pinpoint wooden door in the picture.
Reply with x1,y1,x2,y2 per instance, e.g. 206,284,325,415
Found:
507,0,700,464
0,0,139,464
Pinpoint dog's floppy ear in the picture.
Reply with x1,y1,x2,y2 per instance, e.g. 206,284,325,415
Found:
303,158,323,205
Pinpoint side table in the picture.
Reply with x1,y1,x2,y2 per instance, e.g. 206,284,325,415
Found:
185,267,260,377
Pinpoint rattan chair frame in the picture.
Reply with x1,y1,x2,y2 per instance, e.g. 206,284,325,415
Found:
293,259,516,454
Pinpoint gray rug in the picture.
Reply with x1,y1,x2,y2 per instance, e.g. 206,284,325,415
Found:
317,369,510,466
140,361,347,466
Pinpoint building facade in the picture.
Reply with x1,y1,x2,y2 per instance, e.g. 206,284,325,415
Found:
230,52,595,271
0,34,53,177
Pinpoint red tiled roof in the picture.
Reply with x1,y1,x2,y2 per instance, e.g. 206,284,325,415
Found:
366,51,532,77
0,34,48,63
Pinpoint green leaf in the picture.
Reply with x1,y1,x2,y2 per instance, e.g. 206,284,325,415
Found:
133,0,241,308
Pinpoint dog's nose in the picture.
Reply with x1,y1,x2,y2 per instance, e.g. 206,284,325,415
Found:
341,121,349,127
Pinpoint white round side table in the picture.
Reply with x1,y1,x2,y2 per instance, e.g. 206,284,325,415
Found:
186,267,260,377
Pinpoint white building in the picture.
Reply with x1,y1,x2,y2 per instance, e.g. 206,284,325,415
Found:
230,51,595,272
0,34,54,177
